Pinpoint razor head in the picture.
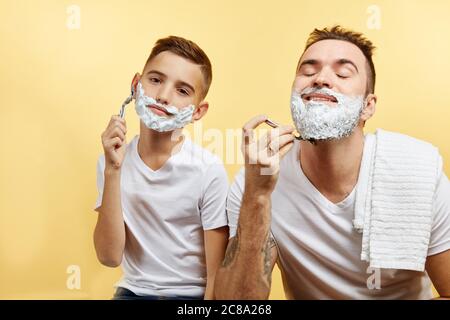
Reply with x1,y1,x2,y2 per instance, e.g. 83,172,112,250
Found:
265,118,303,141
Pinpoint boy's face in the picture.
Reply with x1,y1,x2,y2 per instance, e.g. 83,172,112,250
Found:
132,51,208,119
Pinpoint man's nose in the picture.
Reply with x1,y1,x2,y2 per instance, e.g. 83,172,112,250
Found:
313,68,333,89
156,85,171,105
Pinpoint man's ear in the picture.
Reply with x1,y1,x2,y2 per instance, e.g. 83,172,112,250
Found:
131,73,141,99
192,101,209,122
360,93,377,122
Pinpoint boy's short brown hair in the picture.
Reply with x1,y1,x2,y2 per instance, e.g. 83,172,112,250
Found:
144,36,212,98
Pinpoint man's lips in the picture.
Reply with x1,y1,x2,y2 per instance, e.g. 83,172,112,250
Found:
302,93,338,103
147,104,173,116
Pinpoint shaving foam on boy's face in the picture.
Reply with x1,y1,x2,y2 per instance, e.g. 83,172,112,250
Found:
290,87,366,141
135,81,195,132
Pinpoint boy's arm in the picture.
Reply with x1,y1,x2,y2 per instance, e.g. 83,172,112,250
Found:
94,168,126,267
198,155,230,299
203,226,229,299
93,115,127,268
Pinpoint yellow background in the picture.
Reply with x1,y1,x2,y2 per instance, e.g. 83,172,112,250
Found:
0,0,448,299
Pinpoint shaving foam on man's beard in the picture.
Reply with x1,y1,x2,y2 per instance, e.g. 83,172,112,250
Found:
290,87,365,141
134,81,195,132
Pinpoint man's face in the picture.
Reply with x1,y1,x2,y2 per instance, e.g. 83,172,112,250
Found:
135,51,205,117
293,39,369,104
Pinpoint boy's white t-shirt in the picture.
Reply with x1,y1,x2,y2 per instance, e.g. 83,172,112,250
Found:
227,139,450,300
95,135,228,297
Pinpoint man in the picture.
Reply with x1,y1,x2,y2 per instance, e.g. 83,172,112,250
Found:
215,26,450,299
94,36,228,299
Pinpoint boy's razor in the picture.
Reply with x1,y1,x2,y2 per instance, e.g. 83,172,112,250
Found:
119,87,135,119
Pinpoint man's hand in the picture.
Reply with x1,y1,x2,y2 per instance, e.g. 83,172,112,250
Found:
242,114,295,196
214,115,294,300
101,115,127,170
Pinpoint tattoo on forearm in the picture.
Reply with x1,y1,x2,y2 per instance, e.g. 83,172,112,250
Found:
268,234,276,249
262,233,274,285
221,229,240,267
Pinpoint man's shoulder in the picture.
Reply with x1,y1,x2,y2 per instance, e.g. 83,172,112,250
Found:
374,129,439,150
374,128,443,174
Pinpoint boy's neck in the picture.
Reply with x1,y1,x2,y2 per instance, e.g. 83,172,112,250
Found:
137,122,185,170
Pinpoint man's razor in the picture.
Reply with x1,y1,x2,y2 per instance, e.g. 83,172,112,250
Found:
265,119,303,141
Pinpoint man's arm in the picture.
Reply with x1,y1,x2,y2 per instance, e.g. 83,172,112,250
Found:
425,170,450,299
203,226,229,299
426,249,450,299
93,115,127,268
214,199,278,300
215,115,294,299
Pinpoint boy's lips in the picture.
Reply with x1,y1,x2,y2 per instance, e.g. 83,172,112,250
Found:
147,104,173,117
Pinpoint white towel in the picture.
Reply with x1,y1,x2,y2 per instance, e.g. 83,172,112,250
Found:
353,129,442,271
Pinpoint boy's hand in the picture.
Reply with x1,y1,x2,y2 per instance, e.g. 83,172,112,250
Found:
101,115,127,170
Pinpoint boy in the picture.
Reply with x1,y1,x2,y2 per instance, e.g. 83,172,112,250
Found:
94,36,228,300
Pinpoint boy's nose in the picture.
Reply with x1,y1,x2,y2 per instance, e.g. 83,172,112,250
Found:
156,86,171,105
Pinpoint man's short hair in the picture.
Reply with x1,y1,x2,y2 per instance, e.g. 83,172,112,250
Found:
301,25,376,95
144,36,212,98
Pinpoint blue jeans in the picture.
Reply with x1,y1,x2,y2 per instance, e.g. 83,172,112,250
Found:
112,287,204,300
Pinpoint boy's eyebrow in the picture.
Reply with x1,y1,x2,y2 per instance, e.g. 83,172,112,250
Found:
146,69,166,77
177,80,196,94
145,70,196,93
298,58,359,73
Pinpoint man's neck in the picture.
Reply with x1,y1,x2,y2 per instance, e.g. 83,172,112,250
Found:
137,122,184,171
299,131,365,204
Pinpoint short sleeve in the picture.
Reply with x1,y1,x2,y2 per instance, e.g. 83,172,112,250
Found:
94,154,106,211
427,169,450,256
227,168,245,239
199,161,229,230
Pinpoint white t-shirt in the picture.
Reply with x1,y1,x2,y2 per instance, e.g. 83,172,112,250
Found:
95,135,228,297
228,138,450,300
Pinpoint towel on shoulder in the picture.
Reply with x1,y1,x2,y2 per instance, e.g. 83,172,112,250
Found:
353,129,442,271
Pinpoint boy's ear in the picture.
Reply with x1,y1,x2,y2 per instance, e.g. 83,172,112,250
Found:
192,101,209,122
131,73,141,98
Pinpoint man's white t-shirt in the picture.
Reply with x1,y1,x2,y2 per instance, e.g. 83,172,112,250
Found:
95,135,228,297
228,139,450,299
